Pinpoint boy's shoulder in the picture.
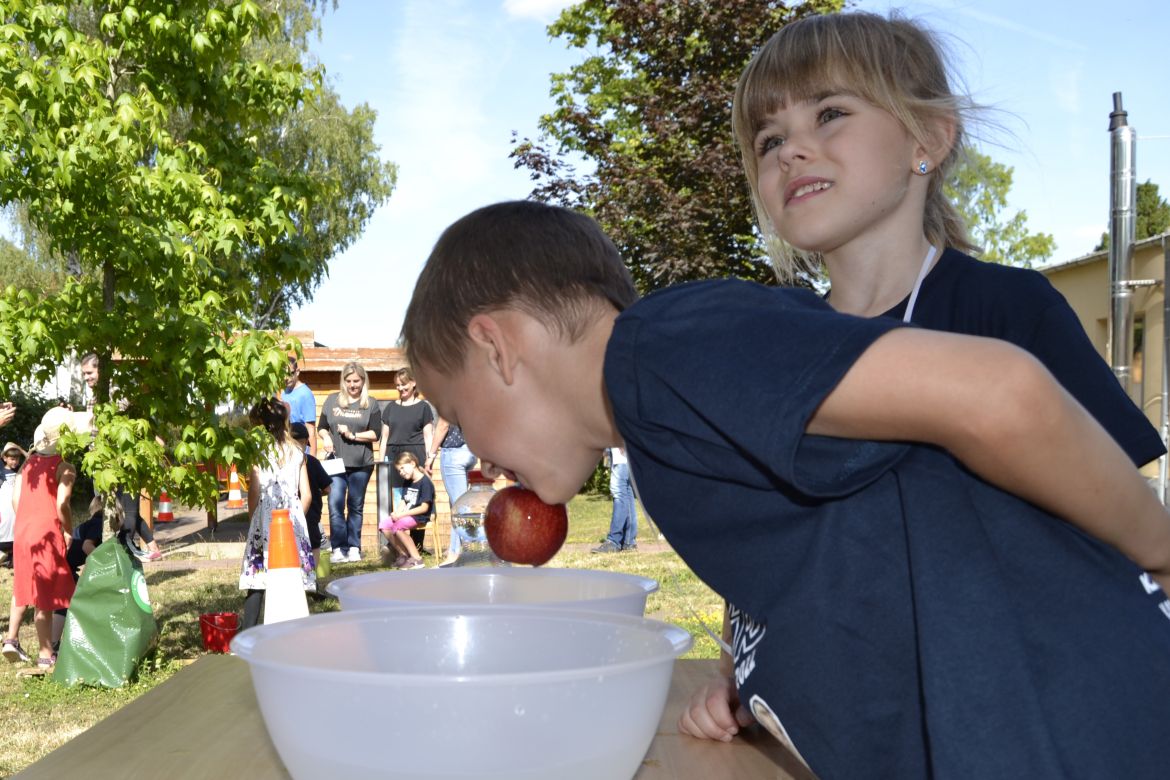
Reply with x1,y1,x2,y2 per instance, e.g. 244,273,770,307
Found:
624,278,827,324
643,277,821,302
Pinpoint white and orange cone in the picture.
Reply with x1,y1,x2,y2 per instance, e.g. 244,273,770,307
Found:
226,466,244,509
263,508,309,625
156,490,175,523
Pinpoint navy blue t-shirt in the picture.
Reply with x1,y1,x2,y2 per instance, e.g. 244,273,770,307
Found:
880,248,1164,466
400,474,435,526
304,453,331,548
66,511,104,576
605,279,1170,779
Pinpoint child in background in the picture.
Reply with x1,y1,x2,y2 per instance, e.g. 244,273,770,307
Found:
64,497,104,580
731,11,1163,467
402,201,1170,778
1,442,27,662
290,423,330,555
44,496,106,654
378,452,433,571
239,399,314,630
0,441,25,568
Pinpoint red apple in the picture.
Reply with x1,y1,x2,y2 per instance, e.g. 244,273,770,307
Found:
484,486,569,566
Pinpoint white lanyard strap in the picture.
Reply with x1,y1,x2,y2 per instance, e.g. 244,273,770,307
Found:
902,245,938,324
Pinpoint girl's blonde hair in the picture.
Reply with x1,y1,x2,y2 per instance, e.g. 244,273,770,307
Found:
732,11,978,282
338,362,370,409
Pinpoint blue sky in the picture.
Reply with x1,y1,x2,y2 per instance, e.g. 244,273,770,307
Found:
290,0,1170,347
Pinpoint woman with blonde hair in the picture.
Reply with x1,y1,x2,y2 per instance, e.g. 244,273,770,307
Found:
318,362,381,563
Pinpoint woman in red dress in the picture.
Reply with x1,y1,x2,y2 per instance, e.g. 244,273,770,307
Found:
12,407,82,669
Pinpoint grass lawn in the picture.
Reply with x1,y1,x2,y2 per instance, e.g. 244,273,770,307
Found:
0,492,722,775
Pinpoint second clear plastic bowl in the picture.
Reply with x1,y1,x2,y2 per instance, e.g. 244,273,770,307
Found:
327,567,659,615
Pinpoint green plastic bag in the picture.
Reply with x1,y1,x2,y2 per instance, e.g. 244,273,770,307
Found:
52,538,157,687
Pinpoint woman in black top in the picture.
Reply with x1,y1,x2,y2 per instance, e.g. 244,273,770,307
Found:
318,362,381,563
379,367,434,550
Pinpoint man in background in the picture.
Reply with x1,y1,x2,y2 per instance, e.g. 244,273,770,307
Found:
280,357,317,457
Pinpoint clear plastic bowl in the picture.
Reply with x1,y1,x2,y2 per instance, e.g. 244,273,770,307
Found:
232,606,693,780
326,567,659,616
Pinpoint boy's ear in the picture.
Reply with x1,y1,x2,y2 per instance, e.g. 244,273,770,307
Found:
466,312,518,386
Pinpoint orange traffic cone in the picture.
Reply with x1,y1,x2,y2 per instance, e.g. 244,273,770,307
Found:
226,466,244,509
263,508,309,625
156,490,175,523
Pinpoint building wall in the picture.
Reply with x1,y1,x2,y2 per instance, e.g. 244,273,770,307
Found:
293,343,505,556
1041,237,1169,477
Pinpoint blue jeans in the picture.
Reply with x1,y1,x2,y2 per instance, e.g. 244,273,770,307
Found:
329,467,372,553
440,444,478,555
605,462,637,548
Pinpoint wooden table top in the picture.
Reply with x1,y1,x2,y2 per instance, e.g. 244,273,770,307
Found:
18,656,813,779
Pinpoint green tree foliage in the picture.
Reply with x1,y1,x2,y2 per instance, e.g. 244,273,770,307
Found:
517,1,1059,282
0,0,358,508
512,0,843,293
1,1,396,328
0,233,67,293
945,150,1055,268
0,386,65,456
1095,180,1170,252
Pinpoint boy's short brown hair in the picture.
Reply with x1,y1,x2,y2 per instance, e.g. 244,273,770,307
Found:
395,451,419,467
403,201,638,375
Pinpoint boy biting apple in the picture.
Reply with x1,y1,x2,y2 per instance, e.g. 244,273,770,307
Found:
403,200,1170,778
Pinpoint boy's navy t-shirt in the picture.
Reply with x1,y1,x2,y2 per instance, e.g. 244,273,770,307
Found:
881,248,1163,466
605,279,1170,779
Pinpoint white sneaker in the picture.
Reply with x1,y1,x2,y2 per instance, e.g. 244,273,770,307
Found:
330,548,345,564
347,548,362,563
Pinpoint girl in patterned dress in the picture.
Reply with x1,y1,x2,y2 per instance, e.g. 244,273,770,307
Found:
239,398,314,631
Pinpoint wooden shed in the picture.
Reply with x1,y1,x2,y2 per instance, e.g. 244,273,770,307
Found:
288,332,479,557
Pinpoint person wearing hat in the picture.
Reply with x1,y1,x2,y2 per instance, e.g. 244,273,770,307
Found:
6,407,84,669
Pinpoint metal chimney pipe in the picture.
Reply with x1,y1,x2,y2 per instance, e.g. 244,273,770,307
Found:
1108,92,1137,392
1162,234,1170,504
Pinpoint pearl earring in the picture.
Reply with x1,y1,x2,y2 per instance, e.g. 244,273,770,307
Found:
917,160,930,175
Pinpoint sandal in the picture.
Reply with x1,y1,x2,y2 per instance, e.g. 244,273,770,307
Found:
2,639,29,664
16,654,55,677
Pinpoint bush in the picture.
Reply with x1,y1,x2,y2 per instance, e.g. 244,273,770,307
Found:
580,459,609,496
2,386,60,452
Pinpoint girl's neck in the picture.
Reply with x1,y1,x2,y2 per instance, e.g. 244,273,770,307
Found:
824,234,939,317
398,396,418,405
